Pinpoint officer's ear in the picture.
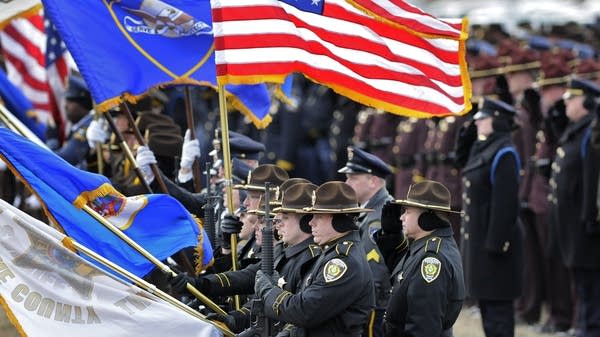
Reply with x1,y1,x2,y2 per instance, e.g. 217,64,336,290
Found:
417,209,447,231
299,214,312,234
331,214,357,232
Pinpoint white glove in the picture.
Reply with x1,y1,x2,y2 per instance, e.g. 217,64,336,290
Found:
0,160,6,171
86,118,109,148
135,146,157,184
24,194,41,210
178,129,200,183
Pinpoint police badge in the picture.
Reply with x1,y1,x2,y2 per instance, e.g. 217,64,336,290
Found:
421,256,441,283
323,258,347,283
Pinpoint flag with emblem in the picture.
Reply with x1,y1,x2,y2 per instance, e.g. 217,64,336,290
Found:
41,0,272,128
0,10,71,139
211,0,471,117
0,198,221,337
0,128,213,277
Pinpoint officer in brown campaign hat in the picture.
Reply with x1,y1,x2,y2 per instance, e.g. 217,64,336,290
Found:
253,181,375,337
377,180,464,337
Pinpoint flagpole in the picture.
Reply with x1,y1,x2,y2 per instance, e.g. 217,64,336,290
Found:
102,111,153,194
217,84,241,310
3,111,226,317
184,87,202,193
81,204,227,316
120,101,170,194
0,105,46,147
69,239,235,337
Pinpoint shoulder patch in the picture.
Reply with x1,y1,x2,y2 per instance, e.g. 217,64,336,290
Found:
366,248,381,263
323,258,348,283
421,257,441,283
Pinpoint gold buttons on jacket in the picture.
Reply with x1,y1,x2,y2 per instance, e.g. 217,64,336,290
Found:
503,242,510,252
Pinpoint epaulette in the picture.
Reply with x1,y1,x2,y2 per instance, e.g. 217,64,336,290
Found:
335,240,354,256
425,237,442,254
308,244,321,258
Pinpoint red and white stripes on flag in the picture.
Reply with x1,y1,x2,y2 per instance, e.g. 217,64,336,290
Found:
211,0,471,117
0,11,69,136
345,0,466,40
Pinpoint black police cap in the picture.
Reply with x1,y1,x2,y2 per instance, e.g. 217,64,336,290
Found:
64,75,90,100
232,158,252,184
229,131,265,161
563,78,600,100
337,146,392,178
473,97,516,121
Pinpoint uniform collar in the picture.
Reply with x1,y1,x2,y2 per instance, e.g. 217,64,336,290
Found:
321,231,360,252
408,226,453,255
285,236,315,258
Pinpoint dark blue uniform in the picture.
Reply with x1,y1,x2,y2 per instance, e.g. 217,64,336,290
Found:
384,227,464,337
260,232,375,337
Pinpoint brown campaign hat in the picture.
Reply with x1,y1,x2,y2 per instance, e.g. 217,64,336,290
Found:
234,164,289,191
392,180,461,214
301,181,373,214
147,132,183,157
272,178,311,206
274,183,318,213
136,112,178,135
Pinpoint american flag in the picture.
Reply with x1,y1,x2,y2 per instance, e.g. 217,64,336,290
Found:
0,11,69,139
211,0,471,117
345,0,466,40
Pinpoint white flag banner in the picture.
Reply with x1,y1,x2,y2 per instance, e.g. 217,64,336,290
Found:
0,199,221,337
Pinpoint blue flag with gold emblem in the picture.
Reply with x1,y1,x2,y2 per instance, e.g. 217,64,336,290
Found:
0,127,213,277
41,0,272,127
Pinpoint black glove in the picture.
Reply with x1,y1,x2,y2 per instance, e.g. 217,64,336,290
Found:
169,272,195,293
381,201,403,234
206,313,237,331
169,273,210,294
221,214,243,249
454,119,477,168
254,270,276,299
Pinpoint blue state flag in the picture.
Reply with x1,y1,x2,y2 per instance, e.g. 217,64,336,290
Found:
0,69,46,140
41,0,271,128
0,127,213,277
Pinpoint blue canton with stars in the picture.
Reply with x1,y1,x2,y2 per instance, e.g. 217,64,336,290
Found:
280,0,324,14
44,19,67,68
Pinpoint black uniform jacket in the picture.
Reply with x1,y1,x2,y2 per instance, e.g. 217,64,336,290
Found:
204,237,320,296
259,231,375,337
384,227,465,337
550,113,600,268
461,132,523,300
